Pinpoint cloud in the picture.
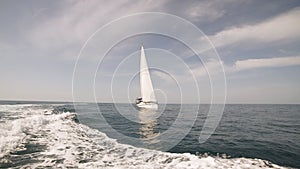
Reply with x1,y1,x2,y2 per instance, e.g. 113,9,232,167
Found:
191,56,300,77
152,70,175,84
171,0,243,23
232,56,300,71
209,7,300,48
184,1,226,22
28,0,170,50
27,0,249,53
191,59,225,77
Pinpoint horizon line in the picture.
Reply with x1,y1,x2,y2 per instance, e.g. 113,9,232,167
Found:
0,99,299,105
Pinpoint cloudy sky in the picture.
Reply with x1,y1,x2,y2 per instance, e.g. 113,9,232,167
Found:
1,0,300,104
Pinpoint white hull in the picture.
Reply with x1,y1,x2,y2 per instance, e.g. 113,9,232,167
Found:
136,102,158,109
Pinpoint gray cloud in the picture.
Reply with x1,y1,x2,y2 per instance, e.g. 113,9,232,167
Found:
209,7,300,49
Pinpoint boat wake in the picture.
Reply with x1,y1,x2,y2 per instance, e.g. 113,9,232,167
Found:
0,104,287,168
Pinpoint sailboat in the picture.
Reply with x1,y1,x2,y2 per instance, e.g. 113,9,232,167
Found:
135,46,158,109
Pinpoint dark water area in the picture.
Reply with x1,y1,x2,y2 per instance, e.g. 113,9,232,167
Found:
76,103,300,168
174,104,300,168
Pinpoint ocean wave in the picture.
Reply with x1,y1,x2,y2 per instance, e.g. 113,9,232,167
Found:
0,104,288,168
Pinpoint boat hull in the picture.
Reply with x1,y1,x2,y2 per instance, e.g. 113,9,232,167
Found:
136,102,158,109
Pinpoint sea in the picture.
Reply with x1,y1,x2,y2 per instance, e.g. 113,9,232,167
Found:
0,101,299,168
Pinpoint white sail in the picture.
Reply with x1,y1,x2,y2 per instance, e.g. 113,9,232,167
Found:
140,46,156,102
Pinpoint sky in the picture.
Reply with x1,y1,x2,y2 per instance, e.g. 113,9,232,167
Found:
1,0,300,104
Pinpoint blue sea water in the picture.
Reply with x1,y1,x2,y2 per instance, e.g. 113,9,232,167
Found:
0,101,299,168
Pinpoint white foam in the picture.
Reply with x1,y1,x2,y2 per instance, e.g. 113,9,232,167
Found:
0,104,46,158
0,104,288,168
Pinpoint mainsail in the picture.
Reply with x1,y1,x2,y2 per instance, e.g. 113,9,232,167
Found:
140,46,156,102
